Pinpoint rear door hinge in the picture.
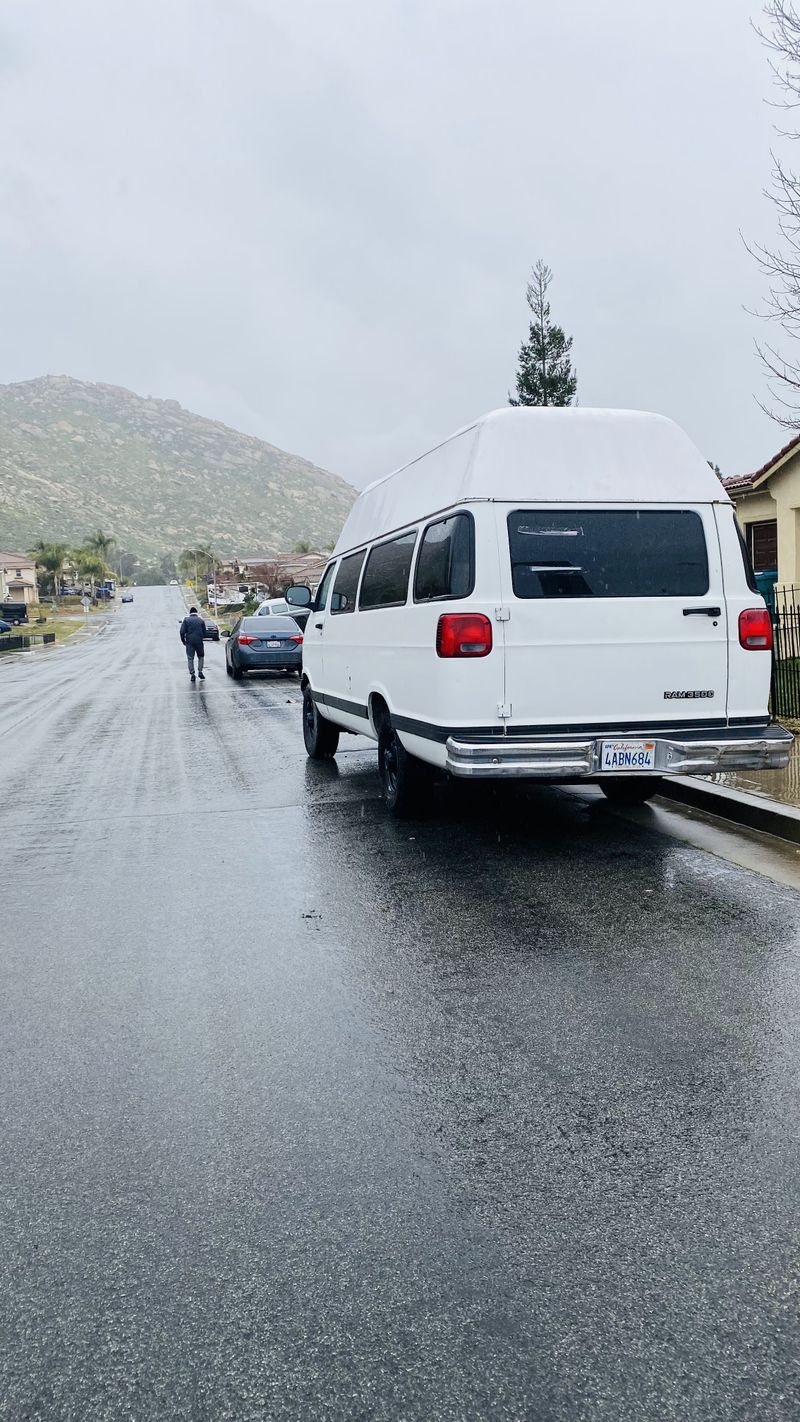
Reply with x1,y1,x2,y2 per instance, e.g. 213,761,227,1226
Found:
494,606,511,621
497,701,512,719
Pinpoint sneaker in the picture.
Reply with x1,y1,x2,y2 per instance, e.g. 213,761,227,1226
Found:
198,671,205,680
190,674,196,682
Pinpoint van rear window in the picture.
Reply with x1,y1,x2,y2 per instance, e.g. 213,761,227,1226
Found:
507,510,709,598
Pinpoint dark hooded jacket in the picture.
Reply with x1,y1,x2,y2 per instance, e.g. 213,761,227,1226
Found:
180,613,206,651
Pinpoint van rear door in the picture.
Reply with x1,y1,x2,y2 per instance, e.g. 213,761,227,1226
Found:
498,504,729,730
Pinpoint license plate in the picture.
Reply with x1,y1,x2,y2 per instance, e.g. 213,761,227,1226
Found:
267,640,281,649
601,739,656,771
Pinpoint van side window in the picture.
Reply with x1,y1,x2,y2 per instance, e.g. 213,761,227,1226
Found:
359,530,417,610
507,510,709,598
314,562,337,612
330,550,366,614
413,512,474,602
735,523,759,594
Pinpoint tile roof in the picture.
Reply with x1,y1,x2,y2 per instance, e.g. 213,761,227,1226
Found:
0,551,35,565
722,474,755,492
724,432,800,493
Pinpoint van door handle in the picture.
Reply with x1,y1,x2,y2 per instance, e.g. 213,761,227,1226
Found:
683,606,721,617
314,620,323,629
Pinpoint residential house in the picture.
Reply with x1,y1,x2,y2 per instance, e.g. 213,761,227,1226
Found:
227,552,329,595
724,435,800,589
0,551,38,605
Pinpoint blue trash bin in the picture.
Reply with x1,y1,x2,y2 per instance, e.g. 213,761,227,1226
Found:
755,569,777,615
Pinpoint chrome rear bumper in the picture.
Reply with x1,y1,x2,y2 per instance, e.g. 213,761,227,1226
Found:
445,725,794,779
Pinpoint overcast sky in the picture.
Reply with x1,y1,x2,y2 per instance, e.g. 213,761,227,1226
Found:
0,0,790,486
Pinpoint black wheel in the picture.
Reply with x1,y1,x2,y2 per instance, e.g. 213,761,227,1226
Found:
303,688,339,758
232,658,244,681
378,724,428,817
600,777,663,805
213,633,220,642
225,659,233,677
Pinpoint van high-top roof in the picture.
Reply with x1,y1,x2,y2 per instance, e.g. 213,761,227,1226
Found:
333,408,729,556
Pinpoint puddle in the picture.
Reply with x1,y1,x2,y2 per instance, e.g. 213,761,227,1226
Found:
700,723,800,808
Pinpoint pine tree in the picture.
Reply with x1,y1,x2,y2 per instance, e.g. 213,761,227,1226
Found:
509,260,577,407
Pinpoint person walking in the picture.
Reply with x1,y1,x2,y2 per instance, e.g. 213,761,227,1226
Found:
180,606,206,682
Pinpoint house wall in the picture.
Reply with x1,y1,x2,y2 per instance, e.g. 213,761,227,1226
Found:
761,452,800,589
0,558,37,605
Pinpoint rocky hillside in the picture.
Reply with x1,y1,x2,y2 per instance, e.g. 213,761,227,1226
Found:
0,375,356,558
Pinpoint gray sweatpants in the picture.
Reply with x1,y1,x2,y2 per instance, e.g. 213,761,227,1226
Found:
186,644,204,675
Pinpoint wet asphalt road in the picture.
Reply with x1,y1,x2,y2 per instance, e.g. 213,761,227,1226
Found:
1,585,800,1422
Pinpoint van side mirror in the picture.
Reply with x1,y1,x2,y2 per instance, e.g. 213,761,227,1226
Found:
284,584,312,608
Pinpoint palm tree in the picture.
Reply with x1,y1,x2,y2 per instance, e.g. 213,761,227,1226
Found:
85,531,116,560
29,540,70,596
71,549,108,598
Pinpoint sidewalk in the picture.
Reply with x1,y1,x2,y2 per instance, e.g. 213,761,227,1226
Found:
698,724,800,809
658,723,800,847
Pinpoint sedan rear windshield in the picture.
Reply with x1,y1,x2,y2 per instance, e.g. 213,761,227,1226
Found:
507,510,709,599
241,616,299,631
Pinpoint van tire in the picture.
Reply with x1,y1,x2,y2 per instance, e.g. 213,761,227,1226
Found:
303,689,339,759
600,777,663,805
378,725,428,817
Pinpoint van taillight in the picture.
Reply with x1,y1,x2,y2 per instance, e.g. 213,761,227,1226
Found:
738,608,773,650
436,613,492,658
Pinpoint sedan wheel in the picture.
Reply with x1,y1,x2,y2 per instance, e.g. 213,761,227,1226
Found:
232,659,244,681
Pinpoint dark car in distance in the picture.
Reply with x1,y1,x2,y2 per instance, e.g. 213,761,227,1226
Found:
203,618,221,641
0,620,12,635
121,593,134,604
225,616,303,680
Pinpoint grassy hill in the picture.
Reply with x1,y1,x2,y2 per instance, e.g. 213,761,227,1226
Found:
0,375,356,558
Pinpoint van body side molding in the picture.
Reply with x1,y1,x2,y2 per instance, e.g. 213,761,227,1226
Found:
311,690,370,720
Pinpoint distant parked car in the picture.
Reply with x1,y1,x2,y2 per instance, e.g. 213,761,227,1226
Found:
256,598,309,629
256,599,291,617
169,579,178,585
121,593,134,604
0,620,12,635
225,616,303,679
61,586,79,596
203,618,220,641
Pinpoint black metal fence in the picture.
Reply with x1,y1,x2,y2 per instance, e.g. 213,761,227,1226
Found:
0,632,56,653
773,586,800,721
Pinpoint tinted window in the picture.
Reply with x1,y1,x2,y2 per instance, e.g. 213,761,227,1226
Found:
241,616,299,631
314,563,336,612
331,550,366,614
359,531,417,610
414,512,474,601
507,510,709,598
736,523,758,593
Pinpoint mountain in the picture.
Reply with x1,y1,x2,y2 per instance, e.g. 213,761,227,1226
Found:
0,375,356,559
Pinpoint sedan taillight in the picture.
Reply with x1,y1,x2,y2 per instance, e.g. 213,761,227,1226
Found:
738,608,773,650
289,634,303,644
238,634,255,645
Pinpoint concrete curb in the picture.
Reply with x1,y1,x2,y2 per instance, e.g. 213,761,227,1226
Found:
660,776,800,846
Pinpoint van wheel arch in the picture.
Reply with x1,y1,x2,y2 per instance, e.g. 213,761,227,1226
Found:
368,693,391,738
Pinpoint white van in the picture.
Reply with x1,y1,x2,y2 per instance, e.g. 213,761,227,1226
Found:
285,409,791,815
